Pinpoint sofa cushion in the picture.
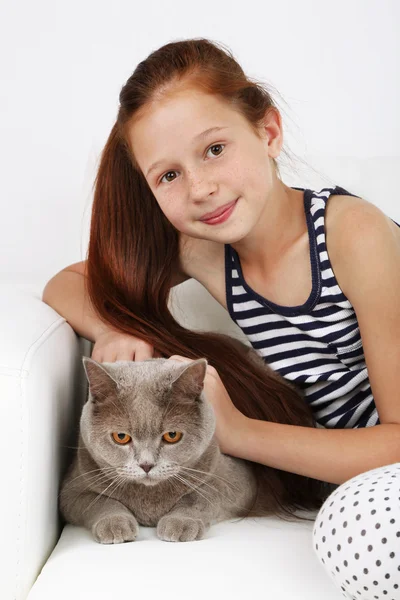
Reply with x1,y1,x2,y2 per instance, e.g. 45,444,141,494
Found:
27,516,342,599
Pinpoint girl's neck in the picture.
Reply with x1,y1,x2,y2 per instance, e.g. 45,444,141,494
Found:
231,182,306,276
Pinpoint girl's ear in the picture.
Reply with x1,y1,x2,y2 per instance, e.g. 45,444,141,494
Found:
259,107,283,159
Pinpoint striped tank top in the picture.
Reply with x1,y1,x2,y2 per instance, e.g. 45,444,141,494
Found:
225,185,400,429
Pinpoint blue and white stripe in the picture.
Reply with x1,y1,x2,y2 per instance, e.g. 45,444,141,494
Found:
225,185,400,429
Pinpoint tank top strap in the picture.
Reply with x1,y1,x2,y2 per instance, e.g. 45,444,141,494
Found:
293,184,361,236
293,184,362,297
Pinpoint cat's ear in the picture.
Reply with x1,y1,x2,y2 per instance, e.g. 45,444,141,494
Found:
170,358,208,398
82,357,119,404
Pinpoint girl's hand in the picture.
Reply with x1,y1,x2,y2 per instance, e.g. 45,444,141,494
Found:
92,329,162,362
168,355,247,454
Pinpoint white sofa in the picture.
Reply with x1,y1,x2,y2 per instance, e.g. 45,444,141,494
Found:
2,279,344,600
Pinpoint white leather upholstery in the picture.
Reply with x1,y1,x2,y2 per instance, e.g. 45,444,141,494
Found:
0,280,342,600
0,283,91,600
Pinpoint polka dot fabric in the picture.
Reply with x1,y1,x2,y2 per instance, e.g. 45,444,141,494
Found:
313,462,400,600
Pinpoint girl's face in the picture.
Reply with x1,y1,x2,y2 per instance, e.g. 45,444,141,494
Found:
128,88,282,243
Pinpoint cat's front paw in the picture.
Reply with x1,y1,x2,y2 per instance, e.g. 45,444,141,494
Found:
157,514,207,542
92,513,139,544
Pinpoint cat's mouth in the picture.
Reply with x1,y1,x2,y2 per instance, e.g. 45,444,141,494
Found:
118,468,161,484
136,471,168,487
117,466,179,485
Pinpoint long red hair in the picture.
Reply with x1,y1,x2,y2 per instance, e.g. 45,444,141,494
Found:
86,38,330,521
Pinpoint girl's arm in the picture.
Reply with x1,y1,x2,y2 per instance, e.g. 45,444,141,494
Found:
229,418,400,485
228,195,400,485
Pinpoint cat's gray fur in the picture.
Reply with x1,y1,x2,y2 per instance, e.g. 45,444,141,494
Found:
60,341,288,544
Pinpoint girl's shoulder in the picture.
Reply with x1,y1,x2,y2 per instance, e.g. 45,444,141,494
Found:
325,191,400,294
325,190,398,232
178,233,224,276
325,191,400,246
176,233,228,306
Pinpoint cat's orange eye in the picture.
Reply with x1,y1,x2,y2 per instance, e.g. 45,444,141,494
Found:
112,432,132,445
162,431,182,444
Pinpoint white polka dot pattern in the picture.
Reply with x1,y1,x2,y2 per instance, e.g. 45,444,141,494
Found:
313,463,400,599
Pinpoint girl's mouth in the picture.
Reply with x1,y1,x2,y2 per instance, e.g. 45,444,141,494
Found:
199,198,239,225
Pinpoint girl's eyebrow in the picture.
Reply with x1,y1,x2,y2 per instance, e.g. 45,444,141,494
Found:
146,126,229,177
194,125,228,142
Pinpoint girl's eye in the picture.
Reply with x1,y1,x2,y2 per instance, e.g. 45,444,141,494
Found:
206,143,225,158
159,143,225,185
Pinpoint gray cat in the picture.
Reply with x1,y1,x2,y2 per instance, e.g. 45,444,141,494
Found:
59,342,294,544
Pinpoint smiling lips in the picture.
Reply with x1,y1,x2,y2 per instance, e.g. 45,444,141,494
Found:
199,198,238,224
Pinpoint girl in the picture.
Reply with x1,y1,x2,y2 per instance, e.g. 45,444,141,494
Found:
44,38,400,598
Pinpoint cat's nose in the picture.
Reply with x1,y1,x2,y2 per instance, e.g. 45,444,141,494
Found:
139,463,154,473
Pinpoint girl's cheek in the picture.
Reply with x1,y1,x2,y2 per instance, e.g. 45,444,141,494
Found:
156,188,192,229
163,197,185,221
159,202,186,229
171,214,188,232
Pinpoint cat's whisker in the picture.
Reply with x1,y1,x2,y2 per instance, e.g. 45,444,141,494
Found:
83,474,126,511
176,467,249,512
167,475,180,494
66,467,116,486
102,475,127,507
82,475,121,514
60,471,120,503
172,473,217,509
58,470,118,501
185,471,248,513
175,467,220,492
172,474,214,507
80,471,119,488
178,471,220,495
180,470,241,507
178,464,242,494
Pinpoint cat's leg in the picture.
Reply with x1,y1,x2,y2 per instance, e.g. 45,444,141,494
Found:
156,489,219,542
60,483,139,544
156,458,253,542
312,462,400,599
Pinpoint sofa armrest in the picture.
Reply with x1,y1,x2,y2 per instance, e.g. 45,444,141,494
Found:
0,283,91,600
0,277,245,599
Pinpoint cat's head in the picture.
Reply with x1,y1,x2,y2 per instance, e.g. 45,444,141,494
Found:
80,357,216,486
